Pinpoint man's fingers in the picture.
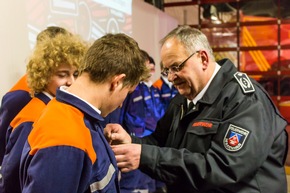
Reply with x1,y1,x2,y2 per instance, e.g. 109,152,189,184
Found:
111,145,127,154
115,158,134,173
116,161,127,168
120,167,132,173
114,154,127,162
110,133,118,140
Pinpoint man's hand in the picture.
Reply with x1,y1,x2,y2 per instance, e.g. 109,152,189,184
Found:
111,144,141,172
104,123,132,145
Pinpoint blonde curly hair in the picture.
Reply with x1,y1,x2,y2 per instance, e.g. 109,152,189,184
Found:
27,33,88,96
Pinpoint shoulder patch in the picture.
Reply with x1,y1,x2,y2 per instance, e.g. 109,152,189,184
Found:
234,72,255,93
223,124,250,152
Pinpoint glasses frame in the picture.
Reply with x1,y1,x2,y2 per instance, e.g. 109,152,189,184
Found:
161,51,199,77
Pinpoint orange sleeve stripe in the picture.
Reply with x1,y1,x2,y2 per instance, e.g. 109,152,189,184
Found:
28,99,97,163
9,74,30,92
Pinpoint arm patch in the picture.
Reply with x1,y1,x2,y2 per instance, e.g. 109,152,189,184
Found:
234,72,255,94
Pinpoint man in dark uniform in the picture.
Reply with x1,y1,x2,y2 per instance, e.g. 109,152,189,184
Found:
104,25,288,193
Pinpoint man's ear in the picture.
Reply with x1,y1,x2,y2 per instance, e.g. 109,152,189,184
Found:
110,74,126,91
200,50,209,70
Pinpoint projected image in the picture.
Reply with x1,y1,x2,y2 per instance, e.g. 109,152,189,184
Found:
26,0,132,48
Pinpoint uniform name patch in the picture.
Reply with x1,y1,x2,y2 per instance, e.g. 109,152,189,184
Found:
192,122,213,128
234,72,255,93
223,124,250,151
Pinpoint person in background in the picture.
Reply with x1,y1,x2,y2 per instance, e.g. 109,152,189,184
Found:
0,26,71,164
20,33,149,193
148,56,168,193
104,25,288,193
118,50,165,193
153,62,178,111
120,50,164,138
0,30,88,193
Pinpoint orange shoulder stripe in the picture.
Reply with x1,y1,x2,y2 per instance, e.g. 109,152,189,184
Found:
10,97,47,131
9,74,30,92
28,99,97,164
153,78,163,90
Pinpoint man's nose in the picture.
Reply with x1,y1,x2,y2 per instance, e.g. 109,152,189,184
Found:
167,72,176,82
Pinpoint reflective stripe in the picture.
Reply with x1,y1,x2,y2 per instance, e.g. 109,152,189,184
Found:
90,164,115,192
161,93,171,98
144,96,151,101
154,93,160,97
132,189,149,193
133,96,143,102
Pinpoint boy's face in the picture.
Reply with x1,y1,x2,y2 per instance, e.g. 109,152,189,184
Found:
146,60,155,77
45,63,78,97
144,60,155,82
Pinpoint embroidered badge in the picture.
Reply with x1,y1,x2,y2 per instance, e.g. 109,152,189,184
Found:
234,72,255,93
223,124,250,151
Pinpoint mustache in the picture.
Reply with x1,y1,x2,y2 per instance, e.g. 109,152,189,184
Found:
173,80,184,85
172,76,183,84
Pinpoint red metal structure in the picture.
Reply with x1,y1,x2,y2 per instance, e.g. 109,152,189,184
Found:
163,0,290,123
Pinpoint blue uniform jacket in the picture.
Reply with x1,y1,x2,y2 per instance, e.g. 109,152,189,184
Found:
119,82,164,192
20,89,120,193
0,93,50,193
153,76,178,111
120,82,164,137
0,75,31,164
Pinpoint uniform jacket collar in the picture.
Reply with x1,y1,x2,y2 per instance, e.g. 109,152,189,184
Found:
171,59,237,107
55,88,104,122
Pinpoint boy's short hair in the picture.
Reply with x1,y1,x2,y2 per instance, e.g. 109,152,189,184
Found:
80,33,150,87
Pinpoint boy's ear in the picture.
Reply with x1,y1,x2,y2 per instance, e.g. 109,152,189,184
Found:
110,74,126,91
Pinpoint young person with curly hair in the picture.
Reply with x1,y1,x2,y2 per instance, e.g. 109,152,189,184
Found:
0,28,88,193
0,26,71,164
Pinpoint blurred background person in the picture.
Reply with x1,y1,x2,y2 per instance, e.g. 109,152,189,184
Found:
119,50,166,193
153,62,178,112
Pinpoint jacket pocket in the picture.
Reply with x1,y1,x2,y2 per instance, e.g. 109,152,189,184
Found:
182,120,220,152
188,120,219,135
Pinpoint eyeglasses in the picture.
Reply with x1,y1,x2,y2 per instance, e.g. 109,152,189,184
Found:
161,51,199,77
